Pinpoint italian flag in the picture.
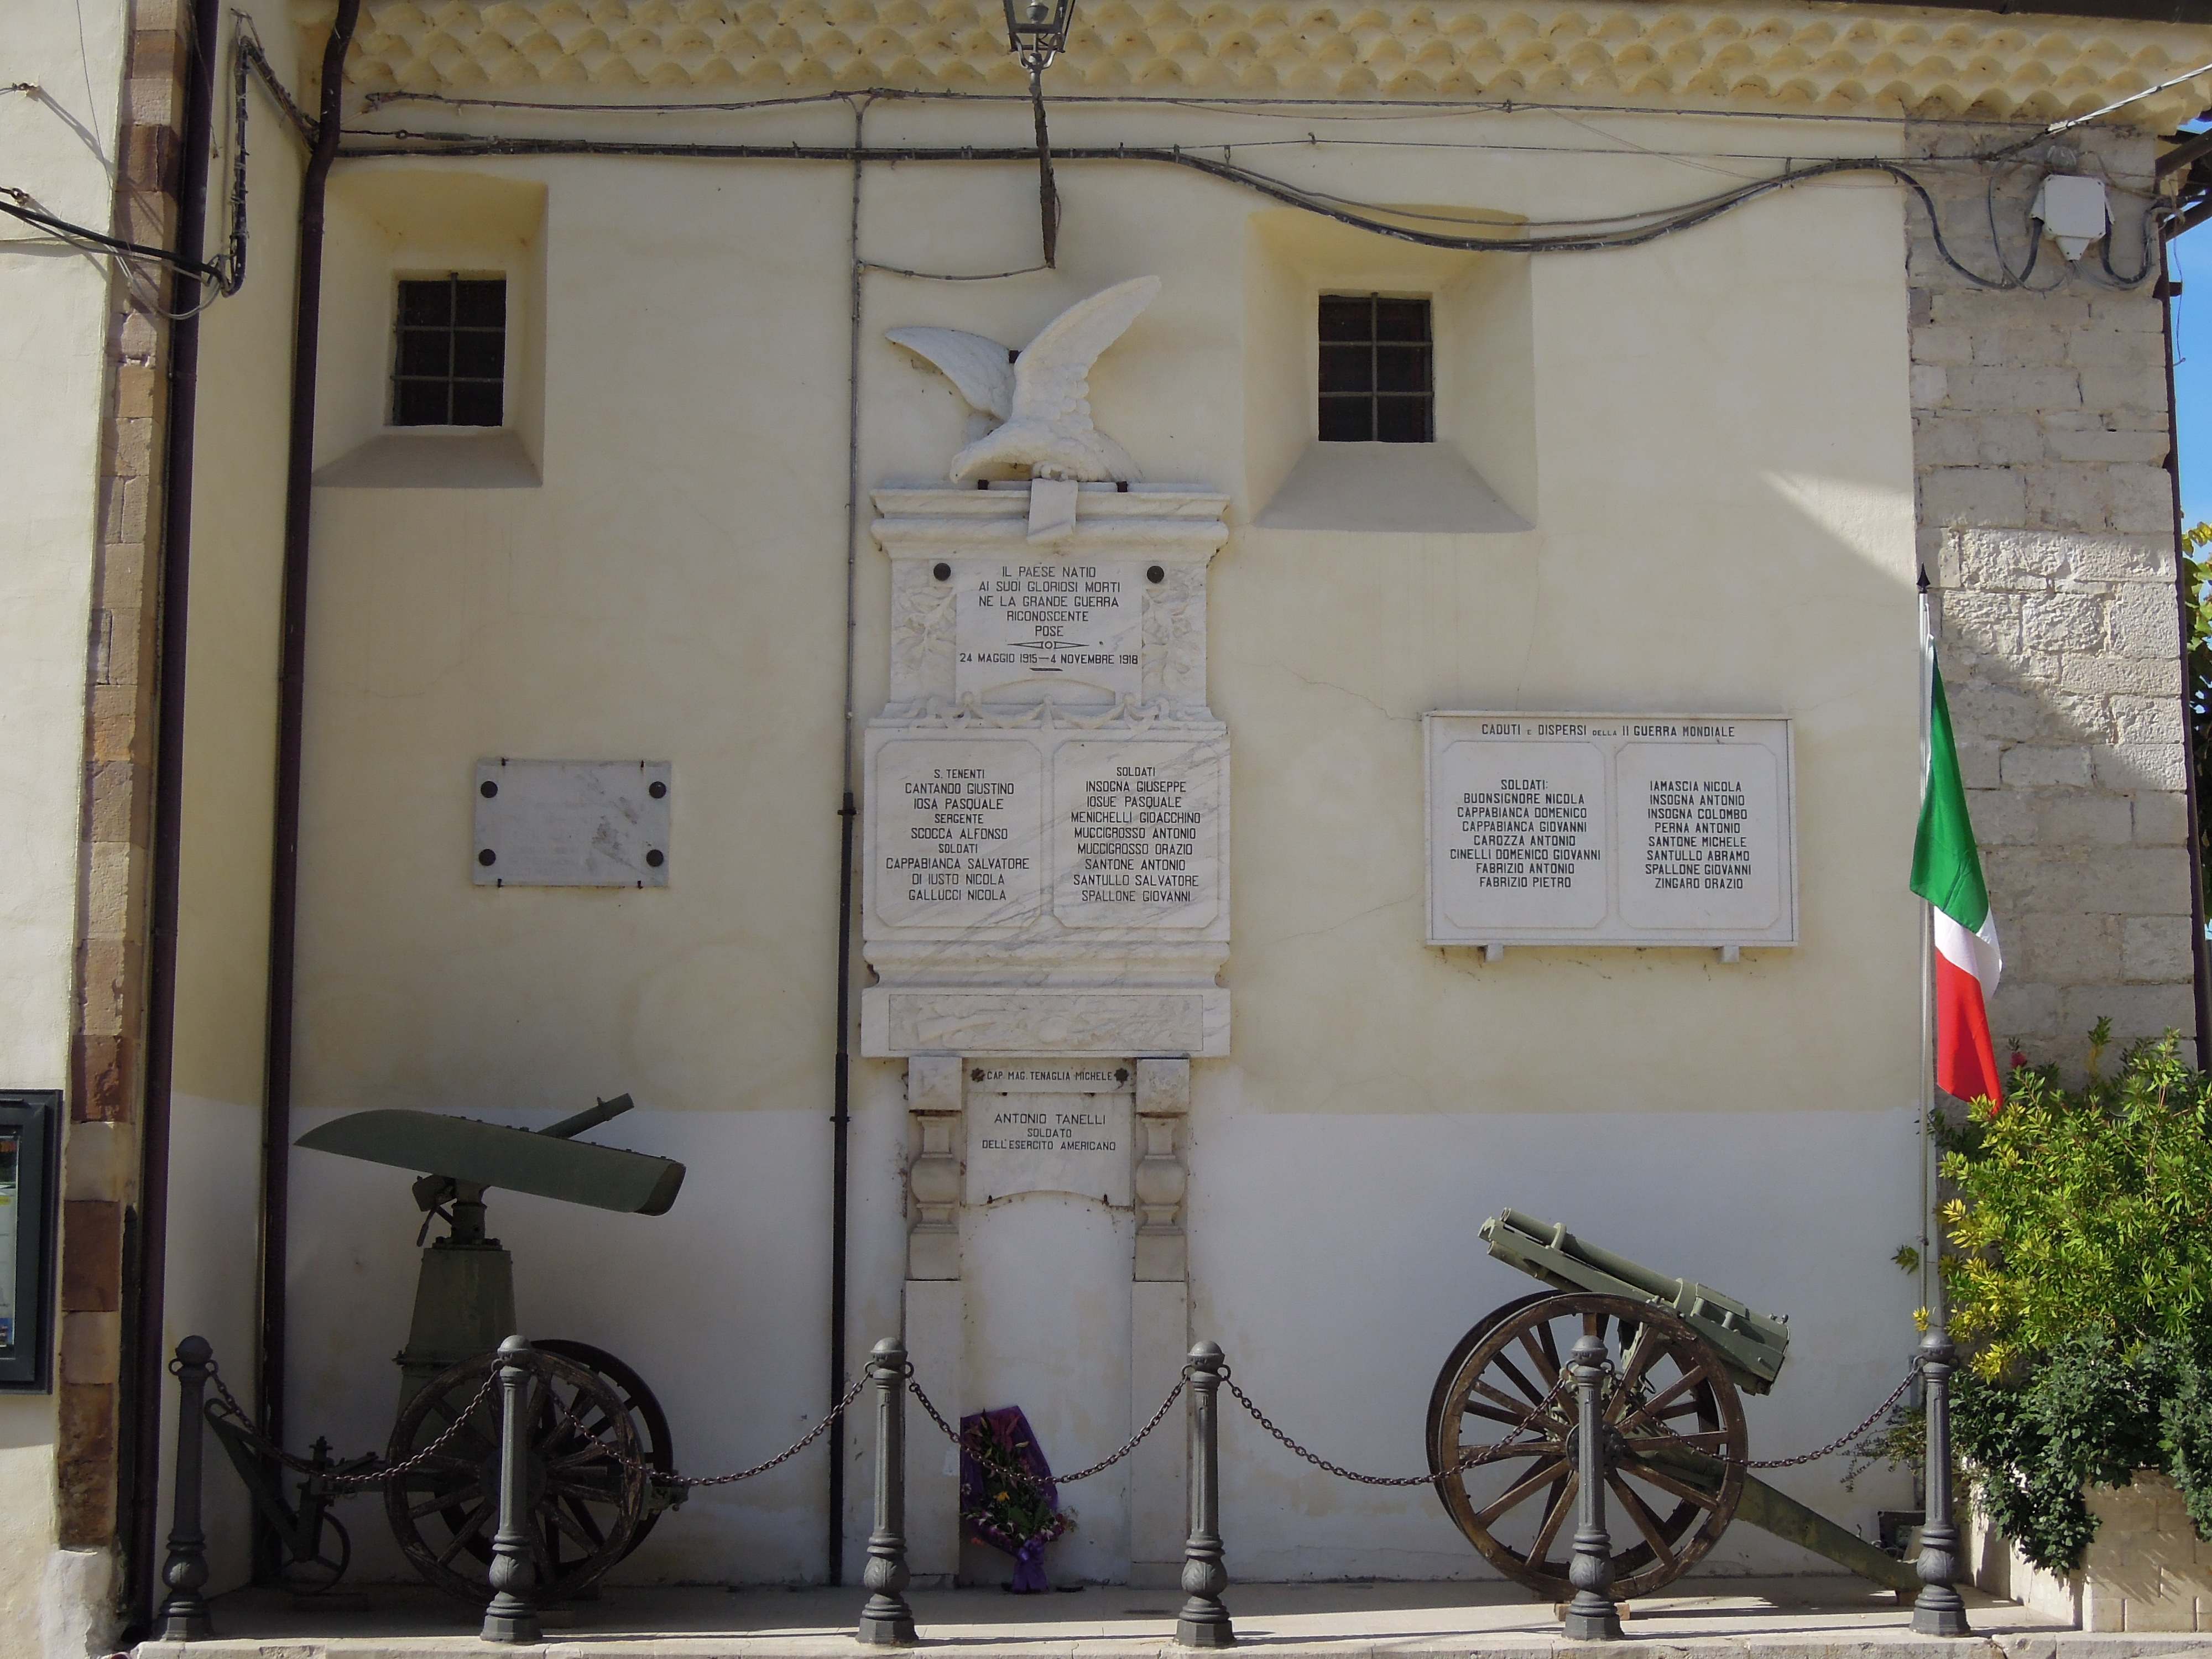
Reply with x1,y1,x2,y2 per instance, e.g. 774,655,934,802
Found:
1911,657,2005,1108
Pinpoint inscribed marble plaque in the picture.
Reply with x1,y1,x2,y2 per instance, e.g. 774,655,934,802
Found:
956,559,1142,705
1615,742,1782,932
966,1073,1134,1207
872,738,1045,928
1425,714,1794,948
1052,738,1226,927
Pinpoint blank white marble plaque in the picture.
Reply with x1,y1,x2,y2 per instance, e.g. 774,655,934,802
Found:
873,738,1045,928
956,559,1142,705
1052,737,1225,927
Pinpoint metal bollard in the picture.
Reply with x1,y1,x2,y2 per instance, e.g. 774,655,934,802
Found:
155,1336,216,1641
1912,1325,1971,1637
1561,1332,1621,1641
1176,1340,1234,1648
856,1336,917,1645
480,1336,543,1645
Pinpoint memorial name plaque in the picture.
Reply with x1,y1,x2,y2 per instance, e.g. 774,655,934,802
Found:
872,737,1046,928
1425,713,1795,949
965,1061,1135,1207
1053,737,1227,927
956,560,1142,705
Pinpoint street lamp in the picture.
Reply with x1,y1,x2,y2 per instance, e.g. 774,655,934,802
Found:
1002,0,1077,72
1001,0,1077,264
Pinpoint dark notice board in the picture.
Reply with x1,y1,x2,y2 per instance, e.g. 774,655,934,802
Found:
0,1092,59,1391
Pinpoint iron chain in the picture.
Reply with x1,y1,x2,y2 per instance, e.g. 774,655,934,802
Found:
1223,1369,1572,1488
1733,1359,1923,1469
907,1371,1187,1492
602,1374,871,1488
205,1365,499,1488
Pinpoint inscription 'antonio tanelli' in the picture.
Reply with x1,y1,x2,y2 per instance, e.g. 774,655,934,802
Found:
1425,714,1795,949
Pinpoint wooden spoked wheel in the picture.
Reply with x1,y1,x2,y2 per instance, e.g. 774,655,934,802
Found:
385,1346,648,1604
533,1339,679,1560
1426,1292,1746,1600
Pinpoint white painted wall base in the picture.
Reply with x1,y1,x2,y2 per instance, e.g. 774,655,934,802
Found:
1130,1280,1190,1579
905,1278,963,1578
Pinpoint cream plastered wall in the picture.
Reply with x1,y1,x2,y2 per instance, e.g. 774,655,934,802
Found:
0,3,126,1651
160,0,318,1603
263,93,1932,1579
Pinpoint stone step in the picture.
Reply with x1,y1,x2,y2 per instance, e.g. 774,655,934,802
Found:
129,1580,2212,1659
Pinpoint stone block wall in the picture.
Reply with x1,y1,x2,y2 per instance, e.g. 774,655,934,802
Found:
1972,1472,2212,1631
1910,124,2204,1073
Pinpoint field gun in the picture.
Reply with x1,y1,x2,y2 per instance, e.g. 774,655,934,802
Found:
1424,1210,1917,1604
205,1095,688,1605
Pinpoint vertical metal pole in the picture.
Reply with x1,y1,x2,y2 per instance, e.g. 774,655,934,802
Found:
857,1337,917,1644
1913,1326,1971,1636
1561,1332,1621,1641
1176,1341,1234,1648
481,1337,542,1645
155,1336,215,1641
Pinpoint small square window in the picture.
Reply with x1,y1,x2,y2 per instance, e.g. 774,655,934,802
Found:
1317,294,1431,444
393,275,506,427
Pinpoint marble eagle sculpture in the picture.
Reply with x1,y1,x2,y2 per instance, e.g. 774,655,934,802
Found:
886,275,1160,483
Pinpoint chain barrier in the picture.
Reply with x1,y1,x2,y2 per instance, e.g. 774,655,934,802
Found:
1223,1368,1572,1488
909,1370,1187,1494
1214,1352,1922,1488
602,1375,871,1489
1734,1358,1923,1470
204,1364,498,1488
205,1350,870,1494
190,1337,1923,1508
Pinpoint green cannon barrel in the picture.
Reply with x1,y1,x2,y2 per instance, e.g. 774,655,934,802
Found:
1479,1209,1790,1394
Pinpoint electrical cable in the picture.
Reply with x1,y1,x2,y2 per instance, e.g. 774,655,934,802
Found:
339,132,2143,288
0,187,226,279
2,19,311,308
359,83,2111,134
859,258,1050,279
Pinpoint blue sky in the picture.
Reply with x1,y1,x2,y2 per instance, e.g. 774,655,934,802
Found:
2176,223,2210,529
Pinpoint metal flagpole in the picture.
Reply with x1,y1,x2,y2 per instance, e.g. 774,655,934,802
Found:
1918,569,1937,1325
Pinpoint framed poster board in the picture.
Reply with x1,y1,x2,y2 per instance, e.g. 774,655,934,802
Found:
0,1092,60,1391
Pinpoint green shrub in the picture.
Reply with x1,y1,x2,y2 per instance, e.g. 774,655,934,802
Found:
1937,1029,2212,1572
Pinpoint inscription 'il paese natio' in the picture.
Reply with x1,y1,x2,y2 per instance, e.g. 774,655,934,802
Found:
956,560,1142,704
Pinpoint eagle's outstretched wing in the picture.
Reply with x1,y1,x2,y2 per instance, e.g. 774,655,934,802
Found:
886,326,1016,420
1007,275,1160,432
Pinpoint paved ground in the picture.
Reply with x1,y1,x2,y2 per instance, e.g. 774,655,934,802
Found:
133,1578,2212,1658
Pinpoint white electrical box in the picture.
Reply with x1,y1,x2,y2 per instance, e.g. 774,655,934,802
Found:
2031,174,2110,260
472,759,671,887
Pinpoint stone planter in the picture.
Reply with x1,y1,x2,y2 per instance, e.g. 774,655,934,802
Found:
1969,1471,2212,1631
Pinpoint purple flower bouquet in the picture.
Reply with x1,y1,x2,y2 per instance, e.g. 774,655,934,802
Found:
959,1405,1070,1593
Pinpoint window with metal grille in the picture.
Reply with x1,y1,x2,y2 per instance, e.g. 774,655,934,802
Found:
1318,295,1432,443
392,275,507,427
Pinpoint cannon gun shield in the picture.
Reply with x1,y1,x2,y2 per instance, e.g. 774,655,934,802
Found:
296,1106,685,1214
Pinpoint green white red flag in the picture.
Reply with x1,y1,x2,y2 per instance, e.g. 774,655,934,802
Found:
1912,650,2005,1108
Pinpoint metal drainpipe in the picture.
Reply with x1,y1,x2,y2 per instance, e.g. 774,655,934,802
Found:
2160,236,2212,1064
828,92,869,1590
124,0,223,1622
255,0,362,1571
